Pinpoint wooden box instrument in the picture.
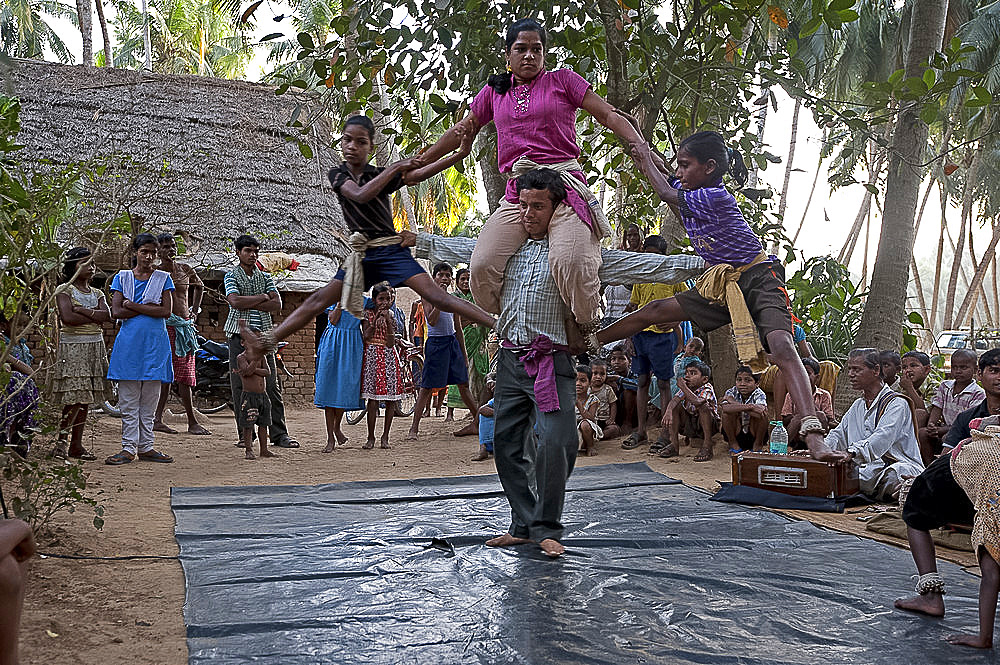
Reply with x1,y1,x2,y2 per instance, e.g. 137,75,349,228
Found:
731,451,860,499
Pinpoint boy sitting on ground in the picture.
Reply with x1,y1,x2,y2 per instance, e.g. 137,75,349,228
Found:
589,359,620,440
721,365,768,452
899,350,939,427
920,348,985,464
878,349,902,390
607,344,638,440
662,361,719,462
576,364,601,456
472,376,496,462
236,348,273,460
782,356,836,449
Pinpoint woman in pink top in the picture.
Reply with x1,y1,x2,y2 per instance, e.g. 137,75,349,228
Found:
413,18,647,341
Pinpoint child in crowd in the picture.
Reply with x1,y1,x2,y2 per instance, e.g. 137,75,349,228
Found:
623,234,686,454
662,361,719,462
237,348,273,460
601,131,845,462
239,115,495,368
51,247,112,460
608,344,638,443
361,284,404,449
899,350,939,427
920,349,985,464
315,302,365,453
575,364,601,456
0,314,39,458
878,349,902,390
782,356,835,449
589,359,620,440
721,365,768,452
407,263,478,439
105,234,175,466
671,336,704,398
473,376,496,462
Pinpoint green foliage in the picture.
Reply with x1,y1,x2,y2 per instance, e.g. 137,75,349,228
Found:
786,256,866,363
0,0,76,63
0,450,105,532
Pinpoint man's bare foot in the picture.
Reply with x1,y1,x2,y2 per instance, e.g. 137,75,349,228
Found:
187,423,211,435
894,593,945,617
805,432,850,462
323,440,336,453
380,437,391,449
453,422,478,437
362,438,375,450
153,423,178,434
539,539,565,558
946,633,992,648
486,534,532,547
245,449,255,460
404,431,418,441
259,449,277,458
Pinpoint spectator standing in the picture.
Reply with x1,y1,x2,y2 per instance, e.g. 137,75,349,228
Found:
224,235,298,449
315,302,365,452
0,315,39,458
361,285,404,449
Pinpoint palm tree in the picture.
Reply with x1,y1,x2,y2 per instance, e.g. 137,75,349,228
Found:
111,0,252,77
0,0,76,62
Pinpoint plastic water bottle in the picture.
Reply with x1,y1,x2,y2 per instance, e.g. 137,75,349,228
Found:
769,421,788,455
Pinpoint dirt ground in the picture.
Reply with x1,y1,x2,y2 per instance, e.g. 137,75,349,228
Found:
19,405,979,665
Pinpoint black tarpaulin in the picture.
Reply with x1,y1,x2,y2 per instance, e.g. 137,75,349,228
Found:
172,462,994,664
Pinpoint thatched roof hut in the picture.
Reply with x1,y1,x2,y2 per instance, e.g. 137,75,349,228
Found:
9,58,347,290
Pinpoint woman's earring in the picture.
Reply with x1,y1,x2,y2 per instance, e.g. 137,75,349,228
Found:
506,63,512,72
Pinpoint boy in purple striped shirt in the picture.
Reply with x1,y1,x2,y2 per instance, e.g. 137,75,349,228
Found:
597,130,848,463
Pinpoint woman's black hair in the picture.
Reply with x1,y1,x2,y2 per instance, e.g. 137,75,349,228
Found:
486,18,547,95
455,267,470,280
371,283,392,300
344,114,375,141
132,233,157,251
63,246,93,281
677,131,750,188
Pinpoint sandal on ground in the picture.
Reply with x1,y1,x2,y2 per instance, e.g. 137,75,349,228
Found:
648,437,667,454
620,432,646,450
104,451,135,466
138,449,173,463
271,436,299,449
694,445,714,462
658,442,679,458
69,450,97,461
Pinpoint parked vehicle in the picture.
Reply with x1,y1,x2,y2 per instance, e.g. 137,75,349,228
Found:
927,327,1000,371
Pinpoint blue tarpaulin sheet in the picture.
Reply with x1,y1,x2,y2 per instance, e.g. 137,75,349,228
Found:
172,462,992,664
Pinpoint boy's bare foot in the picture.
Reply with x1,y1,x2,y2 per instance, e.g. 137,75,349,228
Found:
187,424,211,435
894,594,944,617
805,432,850,462
444,414,454,422
245,449,255,460
362,438,375,449
946,633,992,648
539,539,565,558
486,534,533,547
404,431,418,441
434,409,443,417
153,423,178,434
380,437,391,449
259,449,277,458
323,440,336,453
453,422,478,437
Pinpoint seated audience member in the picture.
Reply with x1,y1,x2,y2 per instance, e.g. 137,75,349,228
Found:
766,324,817,419
782,357,836,449
589,359,620,440
894,415,1000,650
939,348,1000,454
721,365,768,452
920,349,985,464
898,350,939,428
825,348,924,502
669,336,704,411
607,344,638,442
878,350,902,390
0,518,34,664
575,364,601,456
472,376,496,462
662,361,719,462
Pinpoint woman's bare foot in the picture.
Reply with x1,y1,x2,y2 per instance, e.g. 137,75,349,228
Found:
453,422,478,437
380,437,391,449
245,449,255,460
539,539,565,558
335,431,348,445
486,533,532,547
806,432,850,462
187,423,212,435
946,633,992,648
894,593,945,617
444,413,454,423
404,431,418,441
259,449,277,458
153,423,178,434
363,438,375,450
323,440,336,453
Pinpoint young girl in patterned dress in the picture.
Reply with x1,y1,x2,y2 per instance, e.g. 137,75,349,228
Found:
361,285,404,450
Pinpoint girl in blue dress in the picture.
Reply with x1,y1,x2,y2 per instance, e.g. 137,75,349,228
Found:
105,234,176,466
315,301,365,452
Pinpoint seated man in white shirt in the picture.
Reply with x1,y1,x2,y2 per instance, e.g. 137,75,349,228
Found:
825,348,924,501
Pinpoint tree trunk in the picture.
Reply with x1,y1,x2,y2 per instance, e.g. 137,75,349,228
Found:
854,0,947,351
944,152,979,328
954,221,1000,325
837,185,873,265
791,128,826,245
929,179,947,330
94,0,112,66
76,0,93,66
140,0,153,70
778,98,801,221
476,123,504,214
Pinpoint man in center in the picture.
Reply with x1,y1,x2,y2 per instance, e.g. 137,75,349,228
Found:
402,168,703,557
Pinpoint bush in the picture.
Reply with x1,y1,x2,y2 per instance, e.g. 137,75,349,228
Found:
0,450,104,533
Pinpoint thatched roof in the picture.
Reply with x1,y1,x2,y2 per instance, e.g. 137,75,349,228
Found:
9,58,348,288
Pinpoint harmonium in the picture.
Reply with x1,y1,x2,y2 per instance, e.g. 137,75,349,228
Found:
731,451,860,499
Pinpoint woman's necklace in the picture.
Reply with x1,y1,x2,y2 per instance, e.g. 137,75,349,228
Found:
511,76,536,116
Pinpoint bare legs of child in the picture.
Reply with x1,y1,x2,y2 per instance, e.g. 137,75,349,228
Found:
579,420,598,456
365,399,394,449
56,403,95,460
597,297,848,463
243,423,273,460
323,407,347,453
409,383,477,439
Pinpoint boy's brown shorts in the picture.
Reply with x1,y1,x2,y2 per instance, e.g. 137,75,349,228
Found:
674,261,792,352
239,391,272,430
